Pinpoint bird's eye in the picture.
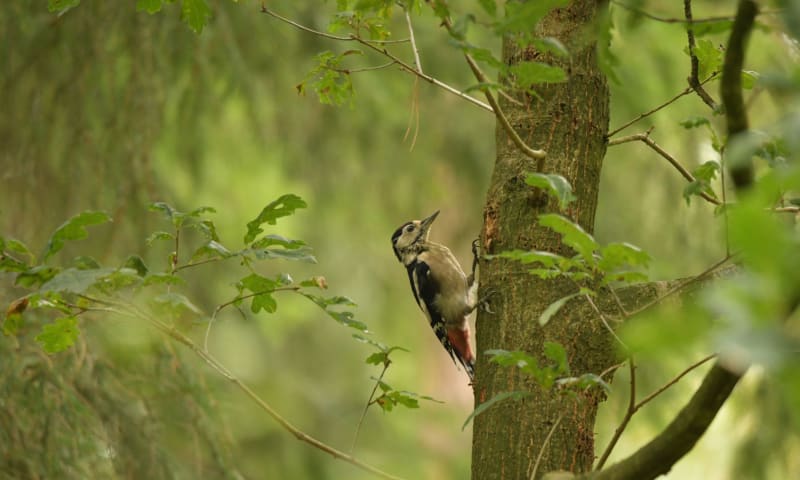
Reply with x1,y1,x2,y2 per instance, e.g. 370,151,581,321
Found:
405,225,414,233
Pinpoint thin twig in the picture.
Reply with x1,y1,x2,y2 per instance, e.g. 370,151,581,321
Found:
338,61,397,74
684,0,718,109
595,357,636,470
125,304,405,480
204,286,302,351
260,4,492,112
583,293,628,350
608,130,721,205
626,255,732,319
612,0,780,24
260,4,409,44
529,412,565,480
437,16,546,165
607,72,718,137
351,35,493,112
404,8,422,74
636,354,717,410
351,362,390,452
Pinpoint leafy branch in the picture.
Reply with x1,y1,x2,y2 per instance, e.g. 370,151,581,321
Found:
1,197,413,480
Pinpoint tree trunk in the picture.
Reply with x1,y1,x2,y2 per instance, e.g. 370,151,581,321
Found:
472,2,613,479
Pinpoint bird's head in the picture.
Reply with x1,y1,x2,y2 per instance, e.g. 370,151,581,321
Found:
391,210,439,264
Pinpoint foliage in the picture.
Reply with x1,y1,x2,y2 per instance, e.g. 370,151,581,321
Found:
1,196,438,478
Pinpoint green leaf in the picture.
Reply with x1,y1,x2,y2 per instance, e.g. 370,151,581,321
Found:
537,214,598,264
15,266,58,288
143,273,185,286
525,173,576,209
556,373,611,394
680,116,710,129
682,161,720,205
494,0,569,34
251,234,307,250
487,249,563,268
48,0,80,13
462,391,531,430
35,317,80,353
136,0,163,13
2,237,34,263
252,247,317,263
510,61,567,90
477,0,496,16
244,194,308,243
543,341,570,375
181,0,211,34
303,293,366,331
71,255,101,270
43,211,111,261
41,268,115,294
531,37,569,57
539,293,580,326
153,292,204,316
741,70,759,90
687,39,722,79
3,312,24,336
191,240,234,261
598,242,650,273
146,231,174,245
123,255,149,276
238,273,280,314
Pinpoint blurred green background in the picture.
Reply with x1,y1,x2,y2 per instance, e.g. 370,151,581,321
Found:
1,1,797,479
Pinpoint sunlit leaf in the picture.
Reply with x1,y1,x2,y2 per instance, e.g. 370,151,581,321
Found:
153,292,204,316
35,317,80,353
538,214,598,264
539,293,580,326
136,0,162,14
244,194,307,243
41,268,115,294
48,0,80,13
525,172,576,209
510,61,567,90
181,0,211,34
43,211,111,261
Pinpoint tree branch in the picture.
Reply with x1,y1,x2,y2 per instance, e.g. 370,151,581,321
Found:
584,362,742,480
260,4,493,113
608,130,721,205
721,0,758,190
607,73,718,137
684,0,718,109
435,15,547,166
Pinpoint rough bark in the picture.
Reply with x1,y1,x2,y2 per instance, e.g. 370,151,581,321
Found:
471,2,613,479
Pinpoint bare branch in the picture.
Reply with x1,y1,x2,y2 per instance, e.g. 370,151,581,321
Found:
635,354,717,410
608,130,721,206
352,362,390,452
530,413,565,480
612,1,780,24
607,73,718,137
595,358,636,470
585,362,743,480
136,307,405,480
626,255,732,319
404,8,422,74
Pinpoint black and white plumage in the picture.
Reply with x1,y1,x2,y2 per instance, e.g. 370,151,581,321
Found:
391,211,478,381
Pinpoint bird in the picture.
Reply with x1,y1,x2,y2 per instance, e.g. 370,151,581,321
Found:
391,210,478,381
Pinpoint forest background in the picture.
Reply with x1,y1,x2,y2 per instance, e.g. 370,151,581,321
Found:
1,1,798,479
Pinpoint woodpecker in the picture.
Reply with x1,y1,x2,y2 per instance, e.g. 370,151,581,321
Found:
391,211,478,381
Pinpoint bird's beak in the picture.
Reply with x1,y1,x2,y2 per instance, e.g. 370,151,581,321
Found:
420,210,440,232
